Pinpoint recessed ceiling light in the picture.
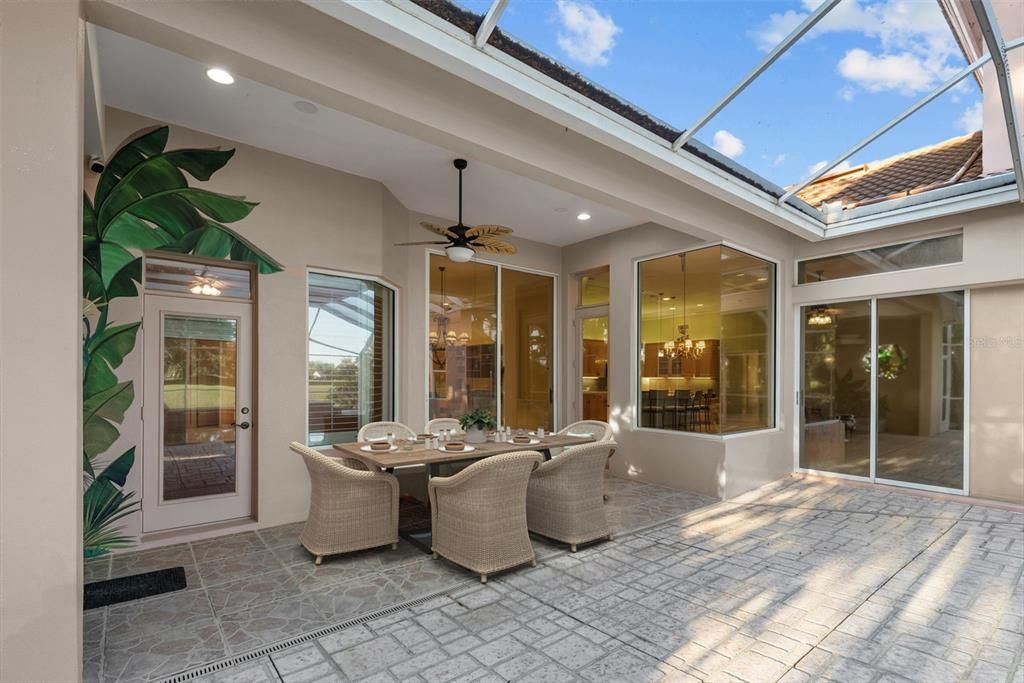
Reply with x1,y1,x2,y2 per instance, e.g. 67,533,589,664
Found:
294,100,318,114
206,67,235,85
697,303,704,307
576,212,591,221
757,277,767,281
668,307,676,311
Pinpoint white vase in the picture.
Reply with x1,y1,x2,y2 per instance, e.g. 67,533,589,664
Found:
465,426,487,444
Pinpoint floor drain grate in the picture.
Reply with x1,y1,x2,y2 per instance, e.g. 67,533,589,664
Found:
158,578,477,683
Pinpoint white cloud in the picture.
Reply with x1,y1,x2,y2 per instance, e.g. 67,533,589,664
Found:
839,85,855,102
838,48,938,94
807,159,853,177
554,0,621,67
750,0,961,96
957,100,983,134
749,9,804,52
713,130,745,159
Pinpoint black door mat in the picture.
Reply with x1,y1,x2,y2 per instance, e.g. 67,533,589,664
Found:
84,566,187,609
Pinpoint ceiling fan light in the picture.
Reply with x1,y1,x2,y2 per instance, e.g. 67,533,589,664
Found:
446,245,475,263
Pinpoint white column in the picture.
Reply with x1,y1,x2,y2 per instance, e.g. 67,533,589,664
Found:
0,1,84,681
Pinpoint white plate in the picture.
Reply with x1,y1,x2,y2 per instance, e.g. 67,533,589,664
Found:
440,445,476,453
361,444,398,452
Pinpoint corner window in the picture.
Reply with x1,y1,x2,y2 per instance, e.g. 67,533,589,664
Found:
638,245,775,434
307,272,395,446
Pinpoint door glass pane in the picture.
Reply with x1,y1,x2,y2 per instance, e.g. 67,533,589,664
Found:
162,315,237,500
429,256,498,419
307,273,395,446
876,291,965,489
501,269,555,431
580,316,609,421
801,300,871,476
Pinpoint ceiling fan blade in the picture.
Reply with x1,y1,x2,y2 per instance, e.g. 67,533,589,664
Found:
465,224,513,238
471,239,517,255
393,241,451,246
420,221,458,239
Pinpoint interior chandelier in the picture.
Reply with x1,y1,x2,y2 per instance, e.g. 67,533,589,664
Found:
662,253,705,360
808,306,834,326
429,266,468,367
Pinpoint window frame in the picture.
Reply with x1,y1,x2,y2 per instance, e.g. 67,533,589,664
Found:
423,249,560,431
632,240,781,440
305,267,400,448
794,230,964,286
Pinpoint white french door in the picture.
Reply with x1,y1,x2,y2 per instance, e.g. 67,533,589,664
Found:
142,294,253,532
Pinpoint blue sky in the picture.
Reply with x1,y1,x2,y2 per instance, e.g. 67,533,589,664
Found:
463,0,982,188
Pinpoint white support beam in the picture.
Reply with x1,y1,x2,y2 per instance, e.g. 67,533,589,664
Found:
671,0,842,152
474,0,507,47
781,52,993,203
974,0,1024,202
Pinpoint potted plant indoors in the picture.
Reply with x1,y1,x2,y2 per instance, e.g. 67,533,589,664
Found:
459,408,497,444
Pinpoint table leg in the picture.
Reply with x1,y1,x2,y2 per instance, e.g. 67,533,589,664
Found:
541,449,552,461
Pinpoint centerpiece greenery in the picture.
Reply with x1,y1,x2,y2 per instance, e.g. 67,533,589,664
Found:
82,125,282,558
459,408,496,443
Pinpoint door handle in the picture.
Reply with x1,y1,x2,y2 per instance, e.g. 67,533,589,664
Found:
234,421,250,430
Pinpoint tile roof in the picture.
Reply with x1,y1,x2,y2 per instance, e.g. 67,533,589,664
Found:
795,131,984,209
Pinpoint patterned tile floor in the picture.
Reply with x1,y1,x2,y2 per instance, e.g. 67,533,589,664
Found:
84,474,714,683
143,475,1024,683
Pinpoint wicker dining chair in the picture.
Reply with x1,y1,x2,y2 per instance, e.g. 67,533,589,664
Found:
548,419,613,457
526,441,615,552
428,450,542,583
357,421,416,442
289,442,400,565
424,418,463,435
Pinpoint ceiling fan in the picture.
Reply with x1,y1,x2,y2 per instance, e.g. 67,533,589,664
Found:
394,158,517,263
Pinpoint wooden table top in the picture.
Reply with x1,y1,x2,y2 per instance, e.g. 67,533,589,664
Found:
332,434,594,470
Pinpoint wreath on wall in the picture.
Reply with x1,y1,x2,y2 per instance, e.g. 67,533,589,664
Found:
861,344,909,381
82,126,283,557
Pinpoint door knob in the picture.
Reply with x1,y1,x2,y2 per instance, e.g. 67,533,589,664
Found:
234,421,250,430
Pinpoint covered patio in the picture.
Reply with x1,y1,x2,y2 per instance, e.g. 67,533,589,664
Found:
1,1,1023,682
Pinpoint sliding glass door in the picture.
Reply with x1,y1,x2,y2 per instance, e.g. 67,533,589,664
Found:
800,299,872,477
799,291,966,493
427,254,555,428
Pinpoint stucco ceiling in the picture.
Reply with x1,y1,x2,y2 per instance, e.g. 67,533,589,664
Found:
91,26,639,247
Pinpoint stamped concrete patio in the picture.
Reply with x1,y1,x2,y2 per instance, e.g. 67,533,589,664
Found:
84,474,715,683
152,475,1024,683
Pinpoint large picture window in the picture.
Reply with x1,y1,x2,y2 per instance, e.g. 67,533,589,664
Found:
428,254,555,430
307,272,395,446
638,245,775,434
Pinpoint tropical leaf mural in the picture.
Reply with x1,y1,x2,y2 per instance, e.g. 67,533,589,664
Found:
83,126,282,558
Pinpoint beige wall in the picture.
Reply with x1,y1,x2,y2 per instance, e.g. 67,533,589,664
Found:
561,223,797,498
970,284,1024,504
100,108,562,535
0,2,84,681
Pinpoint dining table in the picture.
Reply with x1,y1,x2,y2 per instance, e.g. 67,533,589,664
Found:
331,432,595,475
331,432,598,553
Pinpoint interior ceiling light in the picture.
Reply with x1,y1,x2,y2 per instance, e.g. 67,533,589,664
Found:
576,212,591,221
808,306,834,326
293,100,318,114
206,67,235,85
